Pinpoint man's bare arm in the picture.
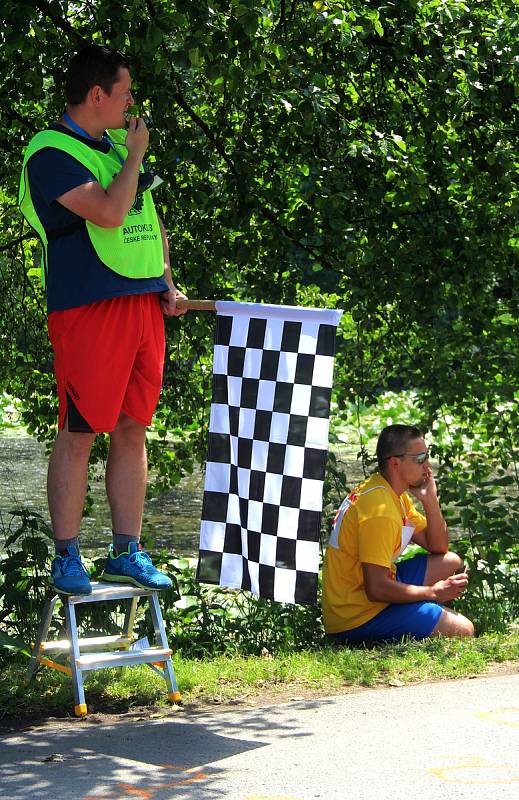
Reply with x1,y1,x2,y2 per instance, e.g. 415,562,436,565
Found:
56,117,149,227
362,563,468,604
409,469,448,553
158,216,187,317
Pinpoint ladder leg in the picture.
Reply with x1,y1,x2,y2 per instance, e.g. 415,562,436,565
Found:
27,595,59,681
163,658,181,702
64,601,87,716
148,592,180,701
123,596,139,643
148,592,169,649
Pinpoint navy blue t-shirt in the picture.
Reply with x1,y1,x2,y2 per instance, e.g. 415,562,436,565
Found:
26,124,168,312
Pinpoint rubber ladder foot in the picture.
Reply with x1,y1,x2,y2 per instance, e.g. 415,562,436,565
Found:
74,703,88,717
168,691,182,703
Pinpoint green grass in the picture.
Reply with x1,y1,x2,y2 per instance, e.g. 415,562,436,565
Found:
1,630,517,723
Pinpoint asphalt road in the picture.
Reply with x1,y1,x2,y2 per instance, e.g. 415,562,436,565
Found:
1,672,518,800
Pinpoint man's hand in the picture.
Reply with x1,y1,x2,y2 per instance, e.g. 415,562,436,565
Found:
408,466,439,507
431,572,469,603
125,116,149,161
408,466,449,553
160,286,188,317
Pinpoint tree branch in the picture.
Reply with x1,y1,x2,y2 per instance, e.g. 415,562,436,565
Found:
0,233,33,253
172,86,236,174
274,0,288,38
31,0,88,43
288,0,298,25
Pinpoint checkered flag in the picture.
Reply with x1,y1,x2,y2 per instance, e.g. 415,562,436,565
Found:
196,301,343,605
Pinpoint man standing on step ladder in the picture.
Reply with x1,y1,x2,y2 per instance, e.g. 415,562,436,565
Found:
19,43,186,595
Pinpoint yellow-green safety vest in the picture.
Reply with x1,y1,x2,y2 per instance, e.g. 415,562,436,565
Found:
18,128,164,285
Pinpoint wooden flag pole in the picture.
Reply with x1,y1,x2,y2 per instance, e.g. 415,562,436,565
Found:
176,298,217,312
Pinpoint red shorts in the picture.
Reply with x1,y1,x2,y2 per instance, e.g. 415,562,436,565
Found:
48,294,165,433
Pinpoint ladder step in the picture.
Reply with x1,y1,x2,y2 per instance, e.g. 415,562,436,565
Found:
67,582,155,604
41,635,133,654
76,647,172,671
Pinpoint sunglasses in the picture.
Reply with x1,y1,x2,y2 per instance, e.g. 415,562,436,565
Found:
391,451,430,465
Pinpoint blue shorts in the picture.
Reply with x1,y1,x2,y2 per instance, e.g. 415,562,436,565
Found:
330,555,443,645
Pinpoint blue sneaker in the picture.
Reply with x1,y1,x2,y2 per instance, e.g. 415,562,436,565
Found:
50,546,92,595
100,543,172,591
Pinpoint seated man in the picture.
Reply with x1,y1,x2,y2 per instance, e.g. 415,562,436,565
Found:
322,424,474,644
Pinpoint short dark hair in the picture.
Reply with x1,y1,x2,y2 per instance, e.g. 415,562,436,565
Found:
65,44,130,105
376,424,424,471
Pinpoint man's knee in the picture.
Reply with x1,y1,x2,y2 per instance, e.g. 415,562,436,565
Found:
110,413,147,443
444,551,464,573
432,608,474,638
424,551,464,584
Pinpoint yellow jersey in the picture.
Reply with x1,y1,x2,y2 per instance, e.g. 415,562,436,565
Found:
322,473,426,633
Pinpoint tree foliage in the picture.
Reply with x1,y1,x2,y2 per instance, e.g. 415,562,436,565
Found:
0,1,517,625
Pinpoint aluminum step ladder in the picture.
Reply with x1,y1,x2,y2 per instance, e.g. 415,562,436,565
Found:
27,581,181,717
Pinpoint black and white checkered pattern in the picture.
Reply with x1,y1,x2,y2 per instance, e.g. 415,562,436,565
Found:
196,301,342,605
